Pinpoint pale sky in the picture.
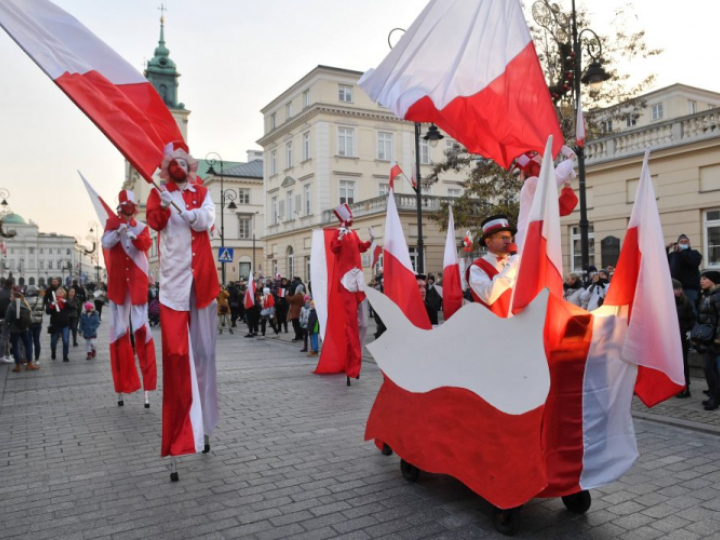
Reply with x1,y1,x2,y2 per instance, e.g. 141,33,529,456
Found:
0,0,718,241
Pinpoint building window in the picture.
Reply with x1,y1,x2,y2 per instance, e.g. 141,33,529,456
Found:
302,132,310,161
270,150,277,176
271,196,278,225
448,188,462,197
273,259,278,277
651,103,664,121
286,101,292,120
29,247,34,255
419,138,430,164
39,260,44,270
625,115,637,128
378,183,390,196
47,260,52,270
704,210,720,267
286,190,294,219
287,246,295,278
270,113,276,129
339,180,355,205
238,188,250,204
570,224,596,272
66,249,71,255
238,218,251,239
286,141,293,168
303,89,310,108
338,84,353,103
377,132,394,161
408,247,422,272
601,120,613,134
39,248,44,254
306,256,311,281
337,127,355,157
304,184,311,216
688,100,698,114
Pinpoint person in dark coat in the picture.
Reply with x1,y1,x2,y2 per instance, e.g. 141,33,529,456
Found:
668,234,702,314
46,286,72,362
417,274,439,326
693,270,720,410
673,278,696,398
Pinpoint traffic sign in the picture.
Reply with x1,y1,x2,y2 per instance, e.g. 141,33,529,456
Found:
218,247,234,263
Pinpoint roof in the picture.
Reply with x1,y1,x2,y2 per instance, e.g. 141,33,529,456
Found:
197,159,245,178
224,160,264,178
2,213,25,225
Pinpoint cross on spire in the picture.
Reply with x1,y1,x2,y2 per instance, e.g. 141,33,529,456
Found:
158,3,167,23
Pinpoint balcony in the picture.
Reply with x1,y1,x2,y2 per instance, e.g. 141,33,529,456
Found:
586,107,720,165
320,193,463,225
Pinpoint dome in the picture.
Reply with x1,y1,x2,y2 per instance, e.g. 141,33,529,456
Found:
2,213,25,225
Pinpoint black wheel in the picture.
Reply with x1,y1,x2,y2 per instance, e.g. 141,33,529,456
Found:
202,444,211,454
562,490,591,514
492,506,521,536
381,444,393,456
170,472,179,482
400,459,420,482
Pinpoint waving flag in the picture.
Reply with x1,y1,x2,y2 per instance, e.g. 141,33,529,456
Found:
604,150,685,406
0,0,185,183
442,207,463,320
359,0,562,169
244,271,256,310
512,136,563,314
389,162,403,191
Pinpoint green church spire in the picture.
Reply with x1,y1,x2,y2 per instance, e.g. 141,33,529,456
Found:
145,14,184,109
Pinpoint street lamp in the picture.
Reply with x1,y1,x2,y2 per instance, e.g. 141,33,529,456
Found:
206,152,231,285
87,221,100,282
533,0,611,273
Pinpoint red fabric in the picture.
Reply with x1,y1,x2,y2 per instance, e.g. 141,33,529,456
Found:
159,305,196,457
559,187,578,216
263,295,275,309
365,378,547,509
104,221,151,306
340,290,363,379
404,43,562,169
134,326,157,391
330,229,370,287
442,263,463,321
634,367,684,408
384,250,432,329
512,221,564,314
110,331,141,394
244,280,255,310
55,72,185,183
467,258,512,318
146,185,220,309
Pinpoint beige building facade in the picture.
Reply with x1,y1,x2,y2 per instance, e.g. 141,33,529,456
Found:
257,65,467,282
562,84,720,272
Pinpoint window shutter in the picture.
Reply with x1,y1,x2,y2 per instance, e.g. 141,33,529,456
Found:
278,200,285,219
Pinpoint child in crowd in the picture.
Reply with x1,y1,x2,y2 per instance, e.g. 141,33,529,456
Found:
299,295,311,353
307,300,319,357
78,302,101,360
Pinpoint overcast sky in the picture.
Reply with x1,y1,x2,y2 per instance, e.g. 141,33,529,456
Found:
1,0,718,241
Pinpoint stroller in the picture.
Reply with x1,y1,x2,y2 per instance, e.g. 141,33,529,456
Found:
148,297,160,327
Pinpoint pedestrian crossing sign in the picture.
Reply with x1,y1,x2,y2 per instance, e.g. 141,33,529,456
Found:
218,247,234,263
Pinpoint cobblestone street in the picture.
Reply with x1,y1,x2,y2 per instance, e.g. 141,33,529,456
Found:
2,326,720,540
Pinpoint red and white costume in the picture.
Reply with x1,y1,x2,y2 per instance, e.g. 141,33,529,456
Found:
468,252,520,318
101,190,157,394
146,148,220,458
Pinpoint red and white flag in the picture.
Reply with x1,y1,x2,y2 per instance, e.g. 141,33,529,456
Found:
389,162,403,191
369,241,382,270
512,136,564,314
576,102,586,148
359,0,562,168
442,206,463,321
383,189,431,329
604,150,685,406
0,0,185,183
244,271,256,309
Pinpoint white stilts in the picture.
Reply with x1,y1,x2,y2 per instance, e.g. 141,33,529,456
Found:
203,434,210,454
144,390,150,408
170,457,179,482
117,393,124,407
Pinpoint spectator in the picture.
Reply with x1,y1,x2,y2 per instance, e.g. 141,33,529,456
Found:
563,272,584,307
426,274,443,318
228,281,242,328
244,288,261,338
47,286,71,362
70,279,87,303
78,302,101,360
260,287,279,338
43,277,60,310
581,270,608,311
5,289,37,373
299,294,311,352
217,285,232,335
66,287,81,347
417,274,439,326
288,284,306,342
0,278,12,364
668,234,702,314
92,283,106,321
275,277,290,334
694,270,720,410
673,278,695,398
307,300,319,357
25,285,44,365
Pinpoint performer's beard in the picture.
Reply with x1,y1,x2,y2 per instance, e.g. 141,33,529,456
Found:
169,158,188,182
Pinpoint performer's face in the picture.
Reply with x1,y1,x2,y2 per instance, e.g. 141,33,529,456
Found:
169,158,188,182
485,231,513,254
120,202,136,217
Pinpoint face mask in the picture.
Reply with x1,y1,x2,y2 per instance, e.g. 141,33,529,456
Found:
680,244,689,250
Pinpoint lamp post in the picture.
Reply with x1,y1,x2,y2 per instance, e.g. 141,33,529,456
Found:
533,0,610,273
206,153,238,285
88,221,100,283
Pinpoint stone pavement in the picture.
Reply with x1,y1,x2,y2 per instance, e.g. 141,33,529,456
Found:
3,324,720,540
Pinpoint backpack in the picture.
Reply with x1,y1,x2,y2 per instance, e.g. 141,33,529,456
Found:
18,306,33,331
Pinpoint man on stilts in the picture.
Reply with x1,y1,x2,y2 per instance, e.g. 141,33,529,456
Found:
102,190,157,407
146,144,220,482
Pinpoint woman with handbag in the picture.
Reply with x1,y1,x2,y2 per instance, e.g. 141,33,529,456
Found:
693,270,720,410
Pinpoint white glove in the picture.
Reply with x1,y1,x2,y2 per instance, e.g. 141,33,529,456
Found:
561,145,577,160
338,227,348,239
368,226,376,240
160,189,173,208
179,209,196,224
118,223,128,235
126,231,137,240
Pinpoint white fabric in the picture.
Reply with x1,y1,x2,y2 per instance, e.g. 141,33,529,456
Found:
621,151,685,384
580,312,639,489
79,171,110,225
482,217,510,235
341,268,365,294
0,0,147,83
108,296,149,345
366,287,550,415
576,103,586,145
358,0,531,118
581,283,607,311
156,185,215,311
189,296,219,440
358,299,369,350
384,189,415,273
310,229,329,341
101,220,149,276
469,253,519,305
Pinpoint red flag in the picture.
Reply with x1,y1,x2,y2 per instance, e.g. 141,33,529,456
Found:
0,0,185,183
389,161,403,191
576,102,586,148
442,206,463,320
244,272,256,310
370,241,382,270
359,0,562,168
604,151,685,406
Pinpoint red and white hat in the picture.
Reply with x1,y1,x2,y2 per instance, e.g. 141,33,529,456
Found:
118,189,137,207
480,215,516,242
513,151,541,176
333,203,353,224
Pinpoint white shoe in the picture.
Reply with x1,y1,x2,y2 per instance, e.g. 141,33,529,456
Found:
0,356,13,364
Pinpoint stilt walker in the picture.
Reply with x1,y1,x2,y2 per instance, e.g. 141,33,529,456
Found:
146,144,220,482
101,190,158,407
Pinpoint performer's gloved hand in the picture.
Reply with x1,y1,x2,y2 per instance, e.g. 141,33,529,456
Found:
160,189,173,208
179,209,196,225
368,226,376,240
338,226,347,239
118,223,128,235
126,230,137,240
